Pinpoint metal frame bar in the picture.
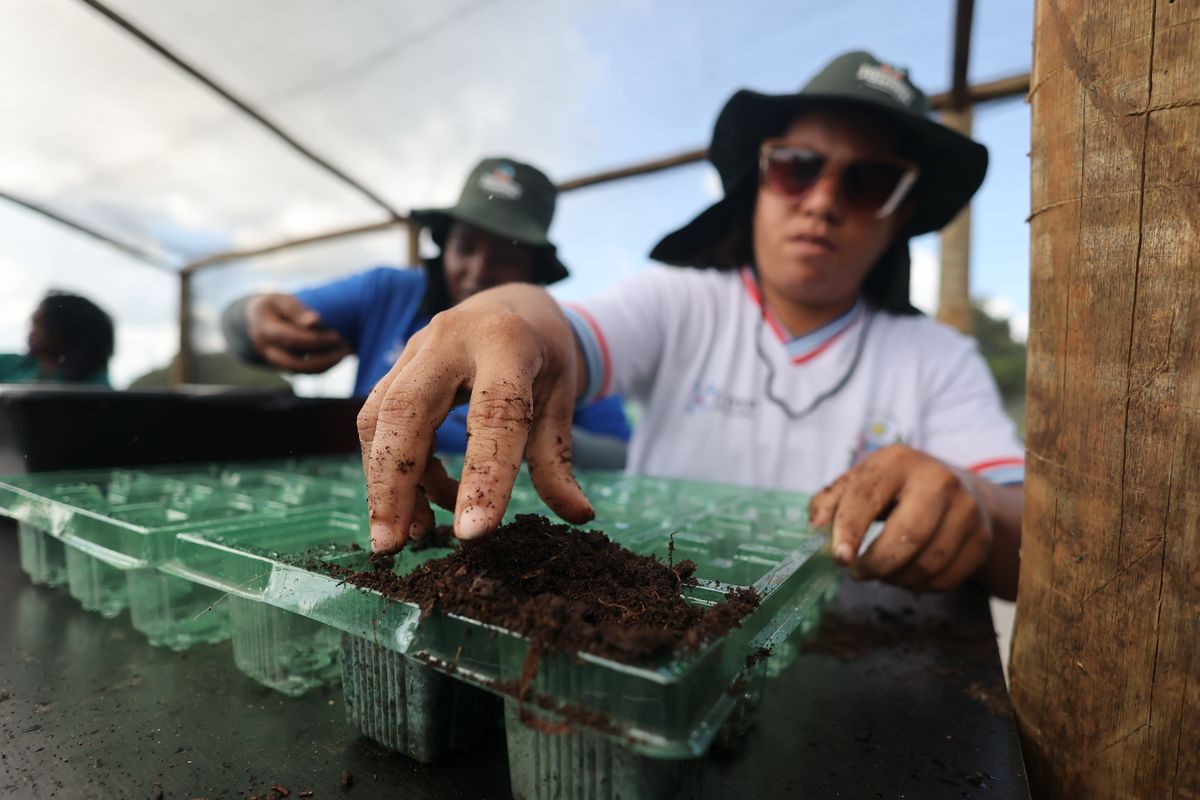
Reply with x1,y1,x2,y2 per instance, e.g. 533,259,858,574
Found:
181,72,1030,275
0,189,174,270
77,0,402,222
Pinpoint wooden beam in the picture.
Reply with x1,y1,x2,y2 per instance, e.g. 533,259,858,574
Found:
557,72,1030,193
77,0,403,222
0,189,174,271
558,150,708,193
183,219,403,273
937,72,1029,107
184,72,1031,271
406,219,422,265
950,0,977,109
1009,0,1199,796
935,106,974,333
172,270,193,385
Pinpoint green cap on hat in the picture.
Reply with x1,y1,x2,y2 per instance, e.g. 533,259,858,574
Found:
650,50,988,283
411,157,569,283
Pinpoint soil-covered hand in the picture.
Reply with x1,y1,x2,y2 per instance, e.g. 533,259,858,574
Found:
245,293,351,373
808,444,995,592
356,284,594,554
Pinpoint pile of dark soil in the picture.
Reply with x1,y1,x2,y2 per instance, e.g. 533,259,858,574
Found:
322,514,759,664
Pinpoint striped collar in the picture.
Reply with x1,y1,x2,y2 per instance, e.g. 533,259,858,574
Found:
740,267,867,365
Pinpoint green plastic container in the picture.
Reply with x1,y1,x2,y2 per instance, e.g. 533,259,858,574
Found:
0,459,364,646
16,522,67,587
164,508,373,694
125,564,228,651
229,596,341,696
168,466,839,799
504,700,707,800
1,457,840,798
341,633,501,761
63,535,130,617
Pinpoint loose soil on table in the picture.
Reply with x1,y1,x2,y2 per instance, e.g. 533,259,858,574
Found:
321,514,759,665
801,605,1010,716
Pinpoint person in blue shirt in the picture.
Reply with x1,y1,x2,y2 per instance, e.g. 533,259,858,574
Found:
222,157,630,468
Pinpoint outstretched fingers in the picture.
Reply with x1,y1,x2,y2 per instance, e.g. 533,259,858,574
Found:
454,367,537,539
525,381,593,525
358,349,459,553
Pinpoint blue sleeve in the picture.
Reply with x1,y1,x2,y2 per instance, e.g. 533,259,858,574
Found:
434,406,470,453
572,395,631,441
294,267,417,353
436,398,629,454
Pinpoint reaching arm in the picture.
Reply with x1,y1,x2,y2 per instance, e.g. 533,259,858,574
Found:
223,293,351,374
221,296,265,365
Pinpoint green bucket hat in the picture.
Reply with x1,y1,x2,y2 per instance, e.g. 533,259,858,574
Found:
650,50,989,271
410,157,569,284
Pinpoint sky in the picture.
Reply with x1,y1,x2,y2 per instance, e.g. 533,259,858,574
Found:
0,0,1033,393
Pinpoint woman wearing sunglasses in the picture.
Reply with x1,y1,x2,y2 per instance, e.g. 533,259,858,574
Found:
356,52,1025,601
221,157,631,468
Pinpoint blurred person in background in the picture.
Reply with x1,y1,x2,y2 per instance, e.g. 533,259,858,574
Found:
222,157,630,468
0,291,114,386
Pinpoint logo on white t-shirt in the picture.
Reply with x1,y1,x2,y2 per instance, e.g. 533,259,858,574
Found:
850,413,908,466
686,381,757,418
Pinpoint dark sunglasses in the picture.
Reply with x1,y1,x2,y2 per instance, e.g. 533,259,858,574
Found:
759,140,919,219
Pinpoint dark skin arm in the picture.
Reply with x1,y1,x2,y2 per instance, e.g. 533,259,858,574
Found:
244,293,352,373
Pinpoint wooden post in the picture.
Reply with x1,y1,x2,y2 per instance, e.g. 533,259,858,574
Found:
1009,0,1199,797
172,270,193,386
936,107,975,334
406,219,421,265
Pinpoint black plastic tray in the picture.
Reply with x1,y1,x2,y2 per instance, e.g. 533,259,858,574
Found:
0,386,361,473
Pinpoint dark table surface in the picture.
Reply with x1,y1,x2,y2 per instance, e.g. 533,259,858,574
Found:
0,520,1029,799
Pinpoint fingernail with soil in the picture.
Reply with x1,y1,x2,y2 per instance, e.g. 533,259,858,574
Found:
457,506,491,540
835,543,853,564
370,522,392,552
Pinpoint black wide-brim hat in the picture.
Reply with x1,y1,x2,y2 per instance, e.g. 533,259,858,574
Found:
650,51,989,269
411,157,569,284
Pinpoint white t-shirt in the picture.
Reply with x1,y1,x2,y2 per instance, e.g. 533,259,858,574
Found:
563,266,1024,494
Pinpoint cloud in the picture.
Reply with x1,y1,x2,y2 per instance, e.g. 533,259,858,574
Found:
908,238,939,314
980,296,1029,343
289,357,358,398
110,321,179,388
981,295,1012,319
1008,312,1029,343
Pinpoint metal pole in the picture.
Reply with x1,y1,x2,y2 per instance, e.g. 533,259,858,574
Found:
77,0,402,222
406,219,422,265
172,271,193,386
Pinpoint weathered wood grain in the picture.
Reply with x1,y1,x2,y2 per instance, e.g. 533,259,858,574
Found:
1011,0,1199,797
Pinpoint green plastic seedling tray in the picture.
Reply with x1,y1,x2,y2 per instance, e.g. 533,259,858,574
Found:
167,467,839,769
17,522,68,587
161,509,373,696
0,460,366,646
340,631,502,761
